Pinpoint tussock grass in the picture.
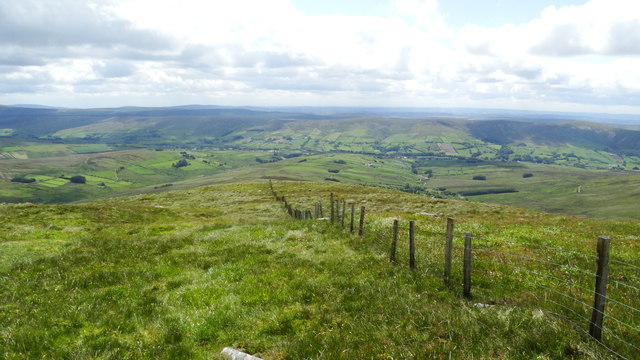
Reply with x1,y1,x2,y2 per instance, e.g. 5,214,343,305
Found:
1,182,633,359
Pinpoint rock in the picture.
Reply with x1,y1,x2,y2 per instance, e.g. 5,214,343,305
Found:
220,347,263,360
416,212,439,218
474,303,494,309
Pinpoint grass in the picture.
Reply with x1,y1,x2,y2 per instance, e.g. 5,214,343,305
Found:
0,149,259,204
422,162,640,219
1,181,637,359
68,144,115,154
1,144,639,221
0,129,15,136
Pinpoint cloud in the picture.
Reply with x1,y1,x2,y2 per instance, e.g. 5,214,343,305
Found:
458,0,640,58
0,0,638,114
530,23,593,56
0,0,172,51
606,19,640,55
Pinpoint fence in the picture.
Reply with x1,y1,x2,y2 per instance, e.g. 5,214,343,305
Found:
267,180,640,359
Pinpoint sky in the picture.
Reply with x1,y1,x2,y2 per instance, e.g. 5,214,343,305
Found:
1,0,639,114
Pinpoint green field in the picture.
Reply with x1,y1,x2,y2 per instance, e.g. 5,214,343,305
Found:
1,112,640,219
68,144,116,154
1,145,639,220
0,181,637,359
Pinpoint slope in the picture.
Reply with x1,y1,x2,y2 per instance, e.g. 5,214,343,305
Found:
1,181,638,359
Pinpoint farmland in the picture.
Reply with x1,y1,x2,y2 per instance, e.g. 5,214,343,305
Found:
1,107,639,220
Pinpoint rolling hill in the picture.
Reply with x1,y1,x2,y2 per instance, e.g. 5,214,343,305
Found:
1,105,640,220
1,106,639,156
1,181,638,359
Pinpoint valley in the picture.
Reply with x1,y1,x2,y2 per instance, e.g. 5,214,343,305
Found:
1,106,639,219
1,106,639,359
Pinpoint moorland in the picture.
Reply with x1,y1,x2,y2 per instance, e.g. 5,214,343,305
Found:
1,105,639,359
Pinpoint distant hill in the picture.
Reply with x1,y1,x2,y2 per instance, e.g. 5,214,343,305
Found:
2,105,640,161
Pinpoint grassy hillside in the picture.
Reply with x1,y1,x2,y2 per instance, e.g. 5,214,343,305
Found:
1,181,638,359
2,106,640,169
2,143,639,220
2,106,640,221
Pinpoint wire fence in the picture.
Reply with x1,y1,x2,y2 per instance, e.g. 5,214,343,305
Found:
268,181,640,360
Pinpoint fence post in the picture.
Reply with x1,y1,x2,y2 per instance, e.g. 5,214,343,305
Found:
358,206,365,236
390,219,398,264
409,220,416,269
335,200,340,225
330,193,335,223
350,203,355,233
341,199,346,227
444,218,455,284
463,232,472,298
589,236,611,341
319,201,323,218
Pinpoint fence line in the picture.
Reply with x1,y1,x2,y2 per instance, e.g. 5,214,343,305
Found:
268,180,640,359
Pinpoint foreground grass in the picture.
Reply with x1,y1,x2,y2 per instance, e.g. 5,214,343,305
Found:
0,182,630,359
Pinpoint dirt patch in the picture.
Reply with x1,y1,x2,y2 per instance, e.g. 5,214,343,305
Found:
437,143,458,155
609,153,623,162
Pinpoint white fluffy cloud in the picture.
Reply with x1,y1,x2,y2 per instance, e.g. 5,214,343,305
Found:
458,0,640,57
0,0,639,113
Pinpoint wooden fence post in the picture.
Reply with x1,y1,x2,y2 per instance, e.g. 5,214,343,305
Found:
341,199,346,227
350,203,355,233
409,220,416,269
319,201,323,218
390,219,398,264
330,193,335,223
463,232,472,298
335,200,340,225
444,218,455,284
358,206,365,236
589,236,611,341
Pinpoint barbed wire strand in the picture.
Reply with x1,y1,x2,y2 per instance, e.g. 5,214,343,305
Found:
517,294,630,360
601,326,640,354
477,249,595,278
469,252,640,320
276,190,639,359
610,279,640,292
473,250,640,300
610,258,640,272
545,309,629,360
538,284,640,333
